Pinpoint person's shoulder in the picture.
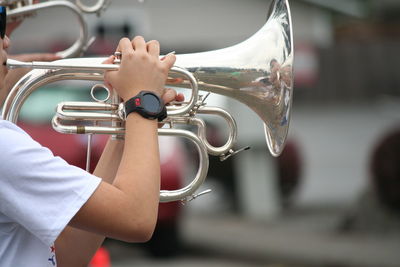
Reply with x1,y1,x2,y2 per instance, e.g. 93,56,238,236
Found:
0,119,17,128
0,119,31,143
0,119,27,133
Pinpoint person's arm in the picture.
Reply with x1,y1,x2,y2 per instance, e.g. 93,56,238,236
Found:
69,37,176,241
55,36,177,266
55,138,123,267
1,20,61,102
55,89,182,267
0,53,60,106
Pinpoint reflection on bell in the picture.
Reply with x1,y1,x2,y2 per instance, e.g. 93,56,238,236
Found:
173,0,294,156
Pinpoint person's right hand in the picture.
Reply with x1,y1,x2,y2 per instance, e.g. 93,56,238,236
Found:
103,36,176,102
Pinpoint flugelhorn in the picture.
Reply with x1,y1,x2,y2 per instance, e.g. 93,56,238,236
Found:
3,0,294,202
1,0,110,57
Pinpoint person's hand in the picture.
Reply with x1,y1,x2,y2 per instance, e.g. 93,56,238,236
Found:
5,53,61,84
4,53,61,94
5,1,42,37
157,88,184,128
10,53,61,62
103,36,176,102
161,88,184,105
6,20,23,37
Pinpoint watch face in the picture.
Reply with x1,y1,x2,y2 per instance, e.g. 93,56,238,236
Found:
143,93,161,113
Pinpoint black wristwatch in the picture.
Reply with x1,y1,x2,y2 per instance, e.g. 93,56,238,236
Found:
118,91,167,122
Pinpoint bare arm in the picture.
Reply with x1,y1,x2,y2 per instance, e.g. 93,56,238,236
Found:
55,138,124,267
55,36,178,266
0,53,60,107
3,20,61,92
55,89,182,267
4,53,61,89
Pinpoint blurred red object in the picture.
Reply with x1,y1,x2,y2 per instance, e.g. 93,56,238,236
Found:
89,247,111,267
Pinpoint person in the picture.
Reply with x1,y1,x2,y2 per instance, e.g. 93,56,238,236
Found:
0,16,62,104
0,6,183,266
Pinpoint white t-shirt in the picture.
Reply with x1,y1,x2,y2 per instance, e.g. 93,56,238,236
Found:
0,120,101,266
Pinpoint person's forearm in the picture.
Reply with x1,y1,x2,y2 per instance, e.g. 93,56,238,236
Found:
67,114,161,242
93,138,125,183
56,35,173,265
56,138,124,267
113,113,160,225
57,115,161,265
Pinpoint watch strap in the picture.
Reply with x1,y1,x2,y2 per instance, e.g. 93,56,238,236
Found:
123,91,167,122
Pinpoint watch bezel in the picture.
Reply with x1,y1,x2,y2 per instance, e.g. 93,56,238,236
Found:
119,91,167,122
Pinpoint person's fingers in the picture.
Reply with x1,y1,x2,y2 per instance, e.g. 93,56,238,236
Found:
146,40,160,58
10,53,61,62
117,37,134,59
103,80,113,91
175,93,185,102
167,77,183,84
103,55,117,83
102,55,115,64
131,36,146,53
162,88,177,104
162,89,185,104
3,36,10,50
27,53,60,61
161,53,176,70
37,53,61,61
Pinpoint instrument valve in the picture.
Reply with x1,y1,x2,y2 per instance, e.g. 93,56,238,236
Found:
162,120,174,129
198,92,211,108
190,103,202,116
219,146,251,161
190,92,211,116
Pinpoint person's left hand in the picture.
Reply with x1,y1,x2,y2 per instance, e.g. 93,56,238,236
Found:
161,88,184,105
157,88,184,128
6,20,23,37
4,53,61,93
10,53,61,62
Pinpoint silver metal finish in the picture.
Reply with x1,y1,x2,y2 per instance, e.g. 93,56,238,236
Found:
173,0,294,156
3,0,294,202
75,0,110,15
1,0,102,58
6,58,119,71
6,0,294,156
159,128,209,203
1,0,109,15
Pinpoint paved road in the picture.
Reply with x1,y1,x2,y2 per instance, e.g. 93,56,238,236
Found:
104,207,400,267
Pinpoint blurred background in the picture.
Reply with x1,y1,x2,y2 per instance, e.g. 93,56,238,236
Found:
7,0,400,266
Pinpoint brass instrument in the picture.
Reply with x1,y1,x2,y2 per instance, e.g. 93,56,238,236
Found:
3,0,294,203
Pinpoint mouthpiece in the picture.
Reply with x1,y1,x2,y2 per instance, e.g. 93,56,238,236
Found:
6,59,34,69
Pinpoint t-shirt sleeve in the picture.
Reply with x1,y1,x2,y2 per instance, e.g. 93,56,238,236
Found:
0,122,101,245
